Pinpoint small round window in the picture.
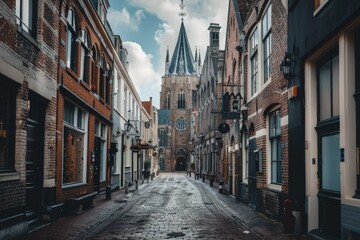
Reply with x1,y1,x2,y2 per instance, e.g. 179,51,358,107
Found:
174,117,188,131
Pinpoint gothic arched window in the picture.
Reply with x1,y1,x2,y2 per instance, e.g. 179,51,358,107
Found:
80,29,91,84
166,89,171,109
178,89,185,109
66,8,78,72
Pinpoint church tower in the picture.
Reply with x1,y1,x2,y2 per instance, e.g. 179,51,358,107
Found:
158,0,200,172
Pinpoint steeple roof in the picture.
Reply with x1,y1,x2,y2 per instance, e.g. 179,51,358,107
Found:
168,21,195,75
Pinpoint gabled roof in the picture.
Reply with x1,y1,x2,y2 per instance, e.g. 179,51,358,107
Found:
168,21,195,75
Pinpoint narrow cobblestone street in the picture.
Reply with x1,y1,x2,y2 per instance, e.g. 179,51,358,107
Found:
88,172,261,240
23,172,308,240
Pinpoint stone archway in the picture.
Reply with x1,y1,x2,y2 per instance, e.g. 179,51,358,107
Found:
176,157,186,171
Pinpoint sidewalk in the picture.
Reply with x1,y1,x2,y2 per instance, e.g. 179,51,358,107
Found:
191,174,309,240
22,181,152,240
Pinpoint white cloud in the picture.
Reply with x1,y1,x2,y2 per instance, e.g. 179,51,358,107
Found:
107,8,145,31
123,41,162,107
110,0,229,108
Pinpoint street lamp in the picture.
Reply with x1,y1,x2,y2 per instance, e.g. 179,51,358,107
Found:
124,119,132,132
199,133,204,144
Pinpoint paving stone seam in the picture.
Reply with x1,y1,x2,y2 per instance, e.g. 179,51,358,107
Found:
69,179,159,240
190,178,266,240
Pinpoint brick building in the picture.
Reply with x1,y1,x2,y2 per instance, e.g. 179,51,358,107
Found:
0,0,59,238
56,0,113,204
158,18,200,173
239,0,289,223
218,0,289,223
220,0,251,196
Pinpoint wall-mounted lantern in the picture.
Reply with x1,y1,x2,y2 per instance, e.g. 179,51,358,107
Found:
198,133,204,144
280,52,293,80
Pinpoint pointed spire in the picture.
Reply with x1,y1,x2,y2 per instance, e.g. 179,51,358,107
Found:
179,0,186,21
198,49,201,65
194,47,198,62
166,46,169,63
168,21,195,75
165,46,170,75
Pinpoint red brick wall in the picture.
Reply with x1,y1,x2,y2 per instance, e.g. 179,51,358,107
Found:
55,0,113,202
0,0,59,213
242,0,289,221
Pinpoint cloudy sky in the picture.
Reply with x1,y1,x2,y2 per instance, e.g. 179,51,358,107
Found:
108,0,229,108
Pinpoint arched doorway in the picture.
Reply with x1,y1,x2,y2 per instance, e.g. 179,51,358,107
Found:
176,157,186,171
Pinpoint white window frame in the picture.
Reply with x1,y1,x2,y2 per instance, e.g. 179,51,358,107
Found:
66,8,77,71
266,107,282,191
95,121,108,182
62,100,88,187
80,29,91,83
262,4,272,83
16,0,35,34
247,3,273,100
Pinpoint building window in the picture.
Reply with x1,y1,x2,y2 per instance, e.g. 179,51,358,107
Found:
174,117,188,131
63,100,88,185
269,109,281,184
114,75,121,111
95,120,107,181
0,83,16,172
178,89,185,109
80,29,91,84
124,87,128,114
99,56,105,99
167,90,171,109
250,29,258,96
66,8,78,72
317,53,339,121
159,129,166,146
91,46,98,92
16,0,37,35
262,4,272,83
105,66,111,104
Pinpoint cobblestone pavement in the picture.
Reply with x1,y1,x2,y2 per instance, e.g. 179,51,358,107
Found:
88,173,262,240
23,172,308,240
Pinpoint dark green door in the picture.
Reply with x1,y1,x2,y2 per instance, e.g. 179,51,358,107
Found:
94,137,101,193
26,93,45,225
248,138,256,207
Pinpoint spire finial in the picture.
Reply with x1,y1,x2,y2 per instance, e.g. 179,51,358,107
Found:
179,0,186,21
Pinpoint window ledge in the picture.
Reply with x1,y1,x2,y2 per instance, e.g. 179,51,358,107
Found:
65,67,79,81
267,183,282,192
0,172,20,182
62,183,87,189
79,79,90,91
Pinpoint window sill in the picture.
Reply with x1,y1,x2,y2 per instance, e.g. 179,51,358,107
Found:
62,183,87,189
79,80,90,91
65,67,79,81
267,183,282,192
0,172,20,182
